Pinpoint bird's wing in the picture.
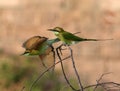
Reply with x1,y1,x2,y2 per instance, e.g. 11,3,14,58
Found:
62,32,113,41
23,36,48,50
62,31,84,41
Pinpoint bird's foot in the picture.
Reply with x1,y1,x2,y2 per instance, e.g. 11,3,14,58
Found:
57,44,67,55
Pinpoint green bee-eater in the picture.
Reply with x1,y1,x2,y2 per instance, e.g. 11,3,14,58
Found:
22,36,59,67
48,27,113,46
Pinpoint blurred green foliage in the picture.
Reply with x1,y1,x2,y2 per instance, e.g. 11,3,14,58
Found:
0,57,33,88
0,54,73,91
0,54,104,91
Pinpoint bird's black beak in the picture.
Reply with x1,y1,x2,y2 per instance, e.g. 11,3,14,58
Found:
48,29,56,32
48,29,53,31
20,52,26,56
20,51,29,56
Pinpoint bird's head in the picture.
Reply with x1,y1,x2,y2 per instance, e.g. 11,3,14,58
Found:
22,50,31,56
22,49,40,56
48,27,64,34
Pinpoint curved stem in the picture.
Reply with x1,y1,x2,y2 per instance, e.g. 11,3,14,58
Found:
51,45,56,72
29,56,71,91
56,45,78,91
68,46,83,91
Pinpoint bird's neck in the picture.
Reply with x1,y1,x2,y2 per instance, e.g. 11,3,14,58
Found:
54,32,59,35
55,32,66,44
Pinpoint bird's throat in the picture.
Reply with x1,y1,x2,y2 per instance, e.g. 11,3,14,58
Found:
54,32,59,35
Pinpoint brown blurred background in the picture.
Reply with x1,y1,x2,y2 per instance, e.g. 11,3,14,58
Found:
0,0,120,91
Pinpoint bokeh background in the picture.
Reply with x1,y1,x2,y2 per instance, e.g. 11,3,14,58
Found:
0,0,120,91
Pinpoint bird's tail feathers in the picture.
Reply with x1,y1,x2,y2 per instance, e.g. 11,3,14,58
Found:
83,38,113,41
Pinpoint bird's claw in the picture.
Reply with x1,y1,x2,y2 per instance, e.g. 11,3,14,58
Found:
57,44,67,55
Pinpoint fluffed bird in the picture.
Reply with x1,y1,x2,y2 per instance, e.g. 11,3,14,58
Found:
48,27,113,46
22,36,59,67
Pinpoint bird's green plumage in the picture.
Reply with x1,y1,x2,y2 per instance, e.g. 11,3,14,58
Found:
55,30,85,45
61,31,85,41
48,27,113,45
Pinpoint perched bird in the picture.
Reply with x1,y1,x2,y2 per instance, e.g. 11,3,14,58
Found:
22,36,59,67
48,27,113,46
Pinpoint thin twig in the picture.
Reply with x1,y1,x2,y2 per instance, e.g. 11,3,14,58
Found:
68,46,84,91
98,72,112,82
39,55,47,69
51,45,56,72
57,44,64,55
83,82,120,90
56,45,78,91
105,84,120,89
94,72,112,91
29,55,71,91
